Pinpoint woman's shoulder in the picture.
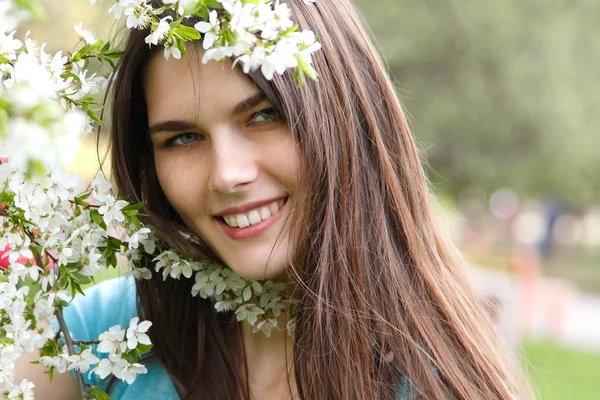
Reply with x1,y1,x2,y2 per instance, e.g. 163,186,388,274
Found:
60,277,180,399
397,375,421,399
62,276,138,341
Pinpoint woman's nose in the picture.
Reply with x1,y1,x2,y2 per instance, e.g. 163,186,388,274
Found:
208,128,259,193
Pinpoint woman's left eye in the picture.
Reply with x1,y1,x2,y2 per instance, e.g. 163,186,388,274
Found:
248,108,280,125
165,132,202,147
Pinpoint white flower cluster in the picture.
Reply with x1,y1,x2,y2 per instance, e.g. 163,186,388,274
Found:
87,318,151,384
0,22,111,171
93,0,322,83
0,165,157,395
154,250,294,337
39,316,152,385
0,0,33,33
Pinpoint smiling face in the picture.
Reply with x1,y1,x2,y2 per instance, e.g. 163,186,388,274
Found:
144,48,300,280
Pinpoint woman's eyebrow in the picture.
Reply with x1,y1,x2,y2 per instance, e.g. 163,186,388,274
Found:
229,92,268,117
148,120,196,136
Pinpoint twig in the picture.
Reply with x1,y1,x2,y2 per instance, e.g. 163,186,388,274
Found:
55,306,90,400
34,252,90,400
73,340,100,346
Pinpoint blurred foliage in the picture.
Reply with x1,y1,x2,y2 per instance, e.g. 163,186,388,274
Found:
355,0,599,207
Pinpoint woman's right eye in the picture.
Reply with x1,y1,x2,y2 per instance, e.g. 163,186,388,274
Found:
165,132,203,147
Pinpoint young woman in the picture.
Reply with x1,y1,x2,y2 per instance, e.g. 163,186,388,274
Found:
17,0,533,398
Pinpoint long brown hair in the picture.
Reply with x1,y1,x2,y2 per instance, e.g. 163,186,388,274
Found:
109,0,533,398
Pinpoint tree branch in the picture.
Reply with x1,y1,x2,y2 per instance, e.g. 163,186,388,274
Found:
55,306,90,400
34,251,90,400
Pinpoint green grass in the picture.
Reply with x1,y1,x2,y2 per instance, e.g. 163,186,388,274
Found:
523,338,600,400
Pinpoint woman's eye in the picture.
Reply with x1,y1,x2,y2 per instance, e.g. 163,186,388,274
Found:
248,108,279,125
166,132,202,147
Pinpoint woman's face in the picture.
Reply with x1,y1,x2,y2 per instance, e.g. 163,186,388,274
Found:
144,48,300,280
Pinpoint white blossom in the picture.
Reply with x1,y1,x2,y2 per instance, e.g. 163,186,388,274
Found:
9,262,41,282
191,268,226,298
67,349,99,373
125,5,151,29
57,246,73,266
4,315,39,353
90,171,112,202
145,16,172,46
194,10,220,50
93,354,127,379
73,22,96,44
39,350,69,374
126,317,152,350
97,325,127,355
128,227,155,254
108,0,142,20
129,266,152,280
6,379,34,400
0,345,19,385
153,250,194,280
98,194,128,226
116,362,147,384
163,41,181,60
79,248,103,276
0,31,22,59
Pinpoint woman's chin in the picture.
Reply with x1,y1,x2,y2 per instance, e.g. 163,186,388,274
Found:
227,262,288,281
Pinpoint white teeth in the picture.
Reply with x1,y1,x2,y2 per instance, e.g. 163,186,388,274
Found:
237,214,250,228
259,207,271,220
227,215,238,227
221,200,285,228
269,202,279,214
248,210,261,225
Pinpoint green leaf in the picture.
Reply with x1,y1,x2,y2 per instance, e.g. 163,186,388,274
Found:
102,50,124,59
123,209,138,218
88,40,105,53
74,191,92,206
0,55,10,64
89,387,112,400
70,281,81,298
90,210,107,230
136,343,153,354
46,366,54,382
122,201,144,211
86,109,102,126
107,252,117,269
72,272,92,285
243,286,252,301
205,0,224,8
183,1,204,16
176,36,186,55
175,25,201,41
280,24,299,37
108,238,122,248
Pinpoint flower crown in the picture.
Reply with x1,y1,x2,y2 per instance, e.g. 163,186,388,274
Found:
0,0,320,398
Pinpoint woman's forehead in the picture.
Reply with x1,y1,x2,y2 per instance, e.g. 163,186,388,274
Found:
144,49,260,125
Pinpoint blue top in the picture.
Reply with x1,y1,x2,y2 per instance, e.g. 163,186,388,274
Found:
61,277,418,399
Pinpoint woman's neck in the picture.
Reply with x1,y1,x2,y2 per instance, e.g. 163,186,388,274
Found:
241,320,296,399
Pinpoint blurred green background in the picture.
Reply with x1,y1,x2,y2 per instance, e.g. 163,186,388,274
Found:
23,1,600,398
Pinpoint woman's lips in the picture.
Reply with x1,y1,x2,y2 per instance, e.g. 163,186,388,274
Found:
216,199,287,240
